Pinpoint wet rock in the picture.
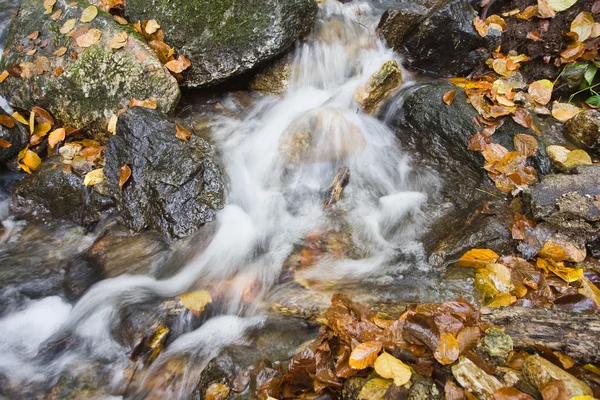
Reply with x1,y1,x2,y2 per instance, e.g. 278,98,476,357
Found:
0,109,28,165
522,354,593,397
525,165,600,230
123,0,317,88
354,60,403,115
565,109,600,150
377,0,443,48
481,327,513,360
385,0,500,77
0,0,179,133
452,356,503,400
249,53,293,96
11,156,114,227
104,107,224,239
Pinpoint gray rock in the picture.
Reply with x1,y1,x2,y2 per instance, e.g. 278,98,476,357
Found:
0,109,29,165
123,0,318,88
11,156,115,226
104,107,224,239
0,0,180,133
565,109,600,150
377,0,443,48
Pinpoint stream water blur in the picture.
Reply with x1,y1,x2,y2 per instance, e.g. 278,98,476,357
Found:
0,1,477,398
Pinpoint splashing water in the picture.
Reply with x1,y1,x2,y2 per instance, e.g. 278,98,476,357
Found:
0,1,442,397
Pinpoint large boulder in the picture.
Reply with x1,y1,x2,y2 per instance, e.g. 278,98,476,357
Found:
0,109,29,165
381,0,500,77
123,0,318,88
565,110,600,151
0,0,180,132
104,107,224,239
377,0,443,48
11,156,114,226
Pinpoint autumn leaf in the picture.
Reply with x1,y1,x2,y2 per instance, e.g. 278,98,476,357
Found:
110,31,128,49
80,5,98,23
565,149,592,168
145,19,161,34
12,112,28,125
43,0,56,13
31,106,54,125
434,333,460,365
511,108,532,128
206,382,230,400
0,139,12,148
443,90,457,105
486,292,516,307
527,31,543,41
0,70,8,82
76,28,102,48
571,12,594,41
178,290,212,317
48,128,65,148
50,9,62,20
113,15,128,25
373,352,412,386
165,55,191,73
528,80,553,105
548,0,578,12
0,115,15,128
18,148,41,174
129,98,157,109
119,164,131,190
53,47,68,56
552,102,581,122
26,31,39,41
175,123,191,141
560,42,585,64
474,16,488,37
492,387,535,399
33,122,52,139
108,114,118,134
457,249,499,268
83,168,105,186
349,341,382,370
29,111,35,135
357,378,393,400
514,134,538,156
60,18,77,35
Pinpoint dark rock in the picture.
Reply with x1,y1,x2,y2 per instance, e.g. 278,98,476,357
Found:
0,109,28,165
565,110,600,150
11,156,114,227
104,107,224,239
249,53,293,96
0,0,179,133
384,0,500,77
525,165,600,230
123,0,318,88
377,0,443,48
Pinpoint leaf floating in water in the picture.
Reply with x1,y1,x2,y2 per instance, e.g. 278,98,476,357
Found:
175,123,191,141
178,290,212,317
349,341,382,370
206,382,230,400
48,128,65,148
457,249,499,268
83,168,104,186
373,352,411,386
165,55,191,73
443,89,457,105
119,165,131,190
80,5,98,23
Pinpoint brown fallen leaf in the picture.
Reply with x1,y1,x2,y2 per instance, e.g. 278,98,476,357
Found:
474,16,488,37
119,164,131,190
492,386,535,399
443,89,457,105
552,102,581,122
165,55,191,73
53,46,68,56
527,31,543,41
50,9,62,21
511,108,532,128
113,15,128,25
513,134,538,157
0,115,15,128
48,128,65,148
434,332,460,365
560,42,585,64
175,123,191,141
18,148,41,174
26,31,39,41
31,106,54,125
129,98,157,109
109,31,128,49
349,341,382,370
0,139,12,148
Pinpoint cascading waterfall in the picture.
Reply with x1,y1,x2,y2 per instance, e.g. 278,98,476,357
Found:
0,1,441,398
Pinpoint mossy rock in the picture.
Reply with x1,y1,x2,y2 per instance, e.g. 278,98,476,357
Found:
0,0,179,133
123,0,318,87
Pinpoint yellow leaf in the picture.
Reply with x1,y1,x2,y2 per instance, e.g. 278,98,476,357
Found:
80,5,98,23
570,12,594,41
565,149,592,168
19,149,41,174
178,290,212,317
357,378,393,400
165,55,192,73
110,31,128,49
145,19,160,34
373,352,412,386
579,277,600,308
206,382,230,400
528,79,553,105
29,111,35,135
33,122,52,137
60,18,77,35
569,397,596,400
456,249,499,268
583,364,600,375
83,168,104,186
48,128,66,148
349,341,382,370
548,0,578,12
0,70,8,82
552,102,581,122
434,333,460,365
12,112,28,125
486,292,516,307
129,98,157,109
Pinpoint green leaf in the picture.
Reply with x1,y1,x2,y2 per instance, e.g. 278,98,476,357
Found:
584,64,598,86
586,95,600,107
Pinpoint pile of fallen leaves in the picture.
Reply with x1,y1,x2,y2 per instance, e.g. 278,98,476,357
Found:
245,294,600,399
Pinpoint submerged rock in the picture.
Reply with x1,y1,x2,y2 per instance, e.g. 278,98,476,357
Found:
565,110,600,150
0,0,179,132
11,156,114,226
123,0,318,87
104,107,224,239
354,60,403,115
0,110,29,165
382,0,500,77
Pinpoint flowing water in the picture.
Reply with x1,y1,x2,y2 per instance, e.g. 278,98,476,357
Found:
0,1,469,398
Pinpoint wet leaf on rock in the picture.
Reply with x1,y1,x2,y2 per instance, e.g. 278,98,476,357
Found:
443,90,457,105
60,18,77,35
113,15,128,25
48,128,65,148
119,164,131,190
435,333,460,365
552,103,581,122
80,5,98,23
53,46,68,57
565,149,592,168
110,31,128,49
0,139,12,148
511,108,532,128
492,386,535,399
145,19,161,35
31,106,54,125
108,114,118,134
12,112,28,125
178,290,212,317
75,28,102,48
18,148,41,174
528,80,553,105
206,382,230,400
457,249,499,268
373,352,411,386
513,134,538,157
129,98,157,109
83,168,104,186
175,123,191,141
165,55,191,73
0,70,8,82
349,341,382,370
0,115,15,128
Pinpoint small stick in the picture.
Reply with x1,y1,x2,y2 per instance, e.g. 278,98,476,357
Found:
323,167,350,209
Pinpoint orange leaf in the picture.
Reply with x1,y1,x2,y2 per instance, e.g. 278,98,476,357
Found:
165,55,191,73
0,139,12,148
443,90,457,105
0,115,15,128
513,134,538,156
528,80,553,105
434,333,460,365
0,70,8,82
175,123,191,141
457,249,499,268
560,42,585,64
349,341,382,370
119,164,131,190
129,98,157,109
48,128,65,148
511,108,532,128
